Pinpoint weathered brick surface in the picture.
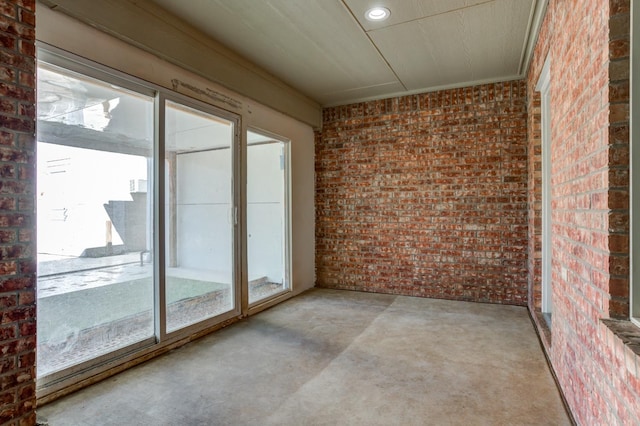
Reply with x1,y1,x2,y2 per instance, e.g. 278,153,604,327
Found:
0,1,36,425
527,0,639,424
316,81,528,305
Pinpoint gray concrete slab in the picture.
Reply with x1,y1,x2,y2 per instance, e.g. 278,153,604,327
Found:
37,289,571,425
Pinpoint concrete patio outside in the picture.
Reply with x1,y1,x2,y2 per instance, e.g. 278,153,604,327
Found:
37,253,280,377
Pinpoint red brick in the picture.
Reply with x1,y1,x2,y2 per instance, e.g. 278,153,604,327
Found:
0,356,16,374
16,229,29,243
0,277,32,292
0,407,16,424
0,305,35,323
0,51,33,74
0,82,34,104
0,97,16,115
0,163,16,179
610,0,630,14
0,180,28,195
16,260,33,275
0,131,14,146
0,148,28,163
17,8,33,27
610,39,630,59
0,390,15,406
16,290,33,305
0,371,18,391
0,261,17,275
0,18,33,39
0,3,16,19
316,80,528,304
0,230,16,243
18,412,36,426
17,352,33,369
17,39,33,57
17,383,33,400
0,31,16,50
0,325,16,340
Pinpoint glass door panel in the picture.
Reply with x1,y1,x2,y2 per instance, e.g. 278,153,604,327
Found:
247,130,290,304
164,100,236,332
36,62,155,378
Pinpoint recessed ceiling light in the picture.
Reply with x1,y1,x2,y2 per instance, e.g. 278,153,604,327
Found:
365,7,390,22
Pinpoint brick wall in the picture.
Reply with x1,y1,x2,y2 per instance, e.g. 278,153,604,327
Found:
316,81,528,305
526,0,640,424
608,0,631,319
526,88,542,312
0,0,37,425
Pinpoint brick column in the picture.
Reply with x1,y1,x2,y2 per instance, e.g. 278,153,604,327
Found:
607,0,631,319
0,0,37,425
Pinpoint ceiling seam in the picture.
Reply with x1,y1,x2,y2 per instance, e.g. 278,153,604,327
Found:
339,0,408,92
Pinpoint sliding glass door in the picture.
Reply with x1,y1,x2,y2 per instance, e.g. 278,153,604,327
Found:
164,100,237,332
35,50,292,392
36,53,240,386
247,130,290,305
37,62,155,378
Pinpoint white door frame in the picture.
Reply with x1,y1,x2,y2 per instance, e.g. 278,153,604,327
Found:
536,56,553,316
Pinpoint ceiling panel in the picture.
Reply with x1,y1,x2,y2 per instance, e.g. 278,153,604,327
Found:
150,0,400,105
344,0,490,31
368,0,534,90
144,0,543,107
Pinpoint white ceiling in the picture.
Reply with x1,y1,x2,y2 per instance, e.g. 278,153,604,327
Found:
147,0,543,107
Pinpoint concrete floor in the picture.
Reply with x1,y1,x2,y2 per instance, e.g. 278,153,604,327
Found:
38,289,571,425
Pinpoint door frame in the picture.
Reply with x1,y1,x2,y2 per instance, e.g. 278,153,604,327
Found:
245,127,292,312
536,55,553,320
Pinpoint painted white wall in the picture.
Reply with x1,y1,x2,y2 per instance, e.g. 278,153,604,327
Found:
37,6,316,296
